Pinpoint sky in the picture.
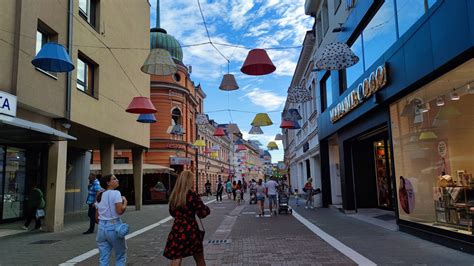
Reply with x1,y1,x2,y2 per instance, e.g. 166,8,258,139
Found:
151,0,313,162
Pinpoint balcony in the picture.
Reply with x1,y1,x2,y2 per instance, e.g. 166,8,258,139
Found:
304,0,322,16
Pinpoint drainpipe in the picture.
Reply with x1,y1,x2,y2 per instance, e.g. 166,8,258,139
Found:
65,0,73,119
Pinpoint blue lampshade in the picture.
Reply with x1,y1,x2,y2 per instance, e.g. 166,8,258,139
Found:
137,113,157,123
32,42,74,72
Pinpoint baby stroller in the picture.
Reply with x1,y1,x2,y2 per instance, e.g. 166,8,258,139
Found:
278,191,292,214
249,187,257,204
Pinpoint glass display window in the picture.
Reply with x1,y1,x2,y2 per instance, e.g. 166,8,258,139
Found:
390,59,474,235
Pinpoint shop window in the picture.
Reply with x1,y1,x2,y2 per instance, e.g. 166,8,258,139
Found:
390,59,474,236
79,0,99,30
362,0,397,69
77,53,97,97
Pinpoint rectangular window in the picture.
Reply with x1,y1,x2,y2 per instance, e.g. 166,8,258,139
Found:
77,54,97,97
320,73,333,111
345,35,364,88
322,0,329,35
36,21,58,77
338,70,347,94
316,13,323,46
35,30,47,55
79,0,98,29
362,0,397,69
390,59,474,236
334,0,342,14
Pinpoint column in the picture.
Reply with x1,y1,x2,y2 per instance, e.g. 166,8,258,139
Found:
44,141,67,232
99,139,114,176
132,148,143,210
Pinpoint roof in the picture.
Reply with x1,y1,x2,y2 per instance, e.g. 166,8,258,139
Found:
150,28,183,62
90,163,174,175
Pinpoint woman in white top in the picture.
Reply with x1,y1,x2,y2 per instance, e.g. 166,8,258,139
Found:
95,174,128,266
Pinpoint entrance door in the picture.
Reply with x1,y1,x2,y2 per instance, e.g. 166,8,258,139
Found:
373,140,393,209
2,147,27,220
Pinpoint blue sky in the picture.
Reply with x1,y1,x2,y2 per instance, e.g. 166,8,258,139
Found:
151,0,312,162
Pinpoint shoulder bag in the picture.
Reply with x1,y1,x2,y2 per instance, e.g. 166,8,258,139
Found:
107,191,129,238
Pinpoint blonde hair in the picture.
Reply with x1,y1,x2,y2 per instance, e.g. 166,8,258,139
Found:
169,170,194,209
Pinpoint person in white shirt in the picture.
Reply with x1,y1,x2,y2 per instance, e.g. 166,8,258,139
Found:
265,176,279,216
95,174,128,266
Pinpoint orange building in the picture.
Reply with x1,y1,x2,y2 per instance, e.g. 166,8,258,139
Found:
92,27,204,203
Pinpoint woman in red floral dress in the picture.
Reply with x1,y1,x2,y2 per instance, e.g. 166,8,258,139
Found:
164,170,210,265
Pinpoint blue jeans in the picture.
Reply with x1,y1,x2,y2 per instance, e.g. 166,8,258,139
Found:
96,219,127,266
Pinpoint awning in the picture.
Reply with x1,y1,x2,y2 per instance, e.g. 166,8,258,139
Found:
90,163,174,175
0,114,76,142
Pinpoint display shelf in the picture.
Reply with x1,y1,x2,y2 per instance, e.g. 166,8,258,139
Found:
434,186,474,235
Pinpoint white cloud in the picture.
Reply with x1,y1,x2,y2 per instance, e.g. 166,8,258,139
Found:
244,88,285,111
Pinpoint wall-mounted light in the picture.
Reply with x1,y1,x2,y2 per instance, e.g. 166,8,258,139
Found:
418,102,430,113
467,83,474,95
450,89,460,101
436,96,445,107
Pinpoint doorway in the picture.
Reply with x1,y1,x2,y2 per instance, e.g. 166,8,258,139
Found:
350,128,394,210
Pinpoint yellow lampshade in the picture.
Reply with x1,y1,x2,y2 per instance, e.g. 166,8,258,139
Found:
267,141,279,150
251,113,273,127
140,48,177,76
419,131,438,140
211,151,218,158
194,139,206,147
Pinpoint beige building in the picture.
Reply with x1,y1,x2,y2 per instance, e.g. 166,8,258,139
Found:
0,0,150,231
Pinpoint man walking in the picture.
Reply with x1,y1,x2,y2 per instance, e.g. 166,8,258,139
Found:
83,173,102,234
216,177,224,202
265,176,279,216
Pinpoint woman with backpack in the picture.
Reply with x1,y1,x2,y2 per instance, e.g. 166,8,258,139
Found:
303,178,314,209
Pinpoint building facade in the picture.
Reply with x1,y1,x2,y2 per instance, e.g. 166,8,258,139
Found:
308,0,473,252
0,0,150,231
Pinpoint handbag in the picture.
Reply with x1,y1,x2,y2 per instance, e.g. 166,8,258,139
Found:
36,209,45,218
197,217,205,242
106,191,129,238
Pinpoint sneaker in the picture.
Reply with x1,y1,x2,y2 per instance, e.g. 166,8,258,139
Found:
21,226,29,230
83,230,94,235
310,206,314,209
305,206,308,209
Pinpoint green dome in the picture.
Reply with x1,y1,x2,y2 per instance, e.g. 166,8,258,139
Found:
150,28,183,62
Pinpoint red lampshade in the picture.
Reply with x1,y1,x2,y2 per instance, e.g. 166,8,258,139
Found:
235,144,247,152
240,49,276,76
280,119,294,129
214,127,226,136
126,97,157,114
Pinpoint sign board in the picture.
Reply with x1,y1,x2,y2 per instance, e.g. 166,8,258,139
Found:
0,91,17,117
170,157,191,165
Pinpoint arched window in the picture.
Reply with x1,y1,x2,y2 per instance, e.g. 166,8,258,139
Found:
171,108,181,125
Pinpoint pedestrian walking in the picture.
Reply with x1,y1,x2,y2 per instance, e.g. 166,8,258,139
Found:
237,180,244,202
304,178,314,209
216,178,224,202
265,176,279,216
256,179,266,217
164,170,210,266
84,173,102,234
204,180,212,198
232,180,237,201
225,179,232,199
294,189,300,206
22,185,45,230
95,174,128,266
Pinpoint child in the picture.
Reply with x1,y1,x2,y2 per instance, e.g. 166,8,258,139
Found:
235,188,242,205
294,189,300,206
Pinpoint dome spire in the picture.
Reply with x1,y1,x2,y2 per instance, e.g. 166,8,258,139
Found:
156,0,160,28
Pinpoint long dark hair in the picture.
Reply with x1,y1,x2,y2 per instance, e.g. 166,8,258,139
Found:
97,174,114,203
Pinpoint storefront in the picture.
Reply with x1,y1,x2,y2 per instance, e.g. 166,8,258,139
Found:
317,0,474,252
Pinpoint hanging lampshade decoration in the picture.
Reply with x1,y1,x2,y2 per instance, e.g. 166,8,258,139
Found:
193,139,206,147
280,119,294,129
211,145,220,151
291,121,301,129
267,141,279,150
136,113,157,123
234,138,244,145
170,124,185,135
249,126,264,135
226,123,240,135
275,133,283,140
235,144,247,152
241,49,276,76
283,108,303,121
287,86,313,103
251,113,273,126
213,127,226,136
126,97,157,114
219,74,239,91
315,42,359,70
32,42,75,72
203,147,212,154
141,48,177,75
196,114,209,125
211,151,219,159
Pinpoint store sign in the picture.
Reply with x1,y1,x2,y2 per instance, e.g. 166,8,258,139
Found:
0,91,17,117
170,157,191,165
167,143,186,150
330,64,387,123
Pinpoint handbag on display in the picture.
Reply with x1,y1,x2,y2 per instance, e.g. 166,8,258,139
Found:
36,209,45,218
